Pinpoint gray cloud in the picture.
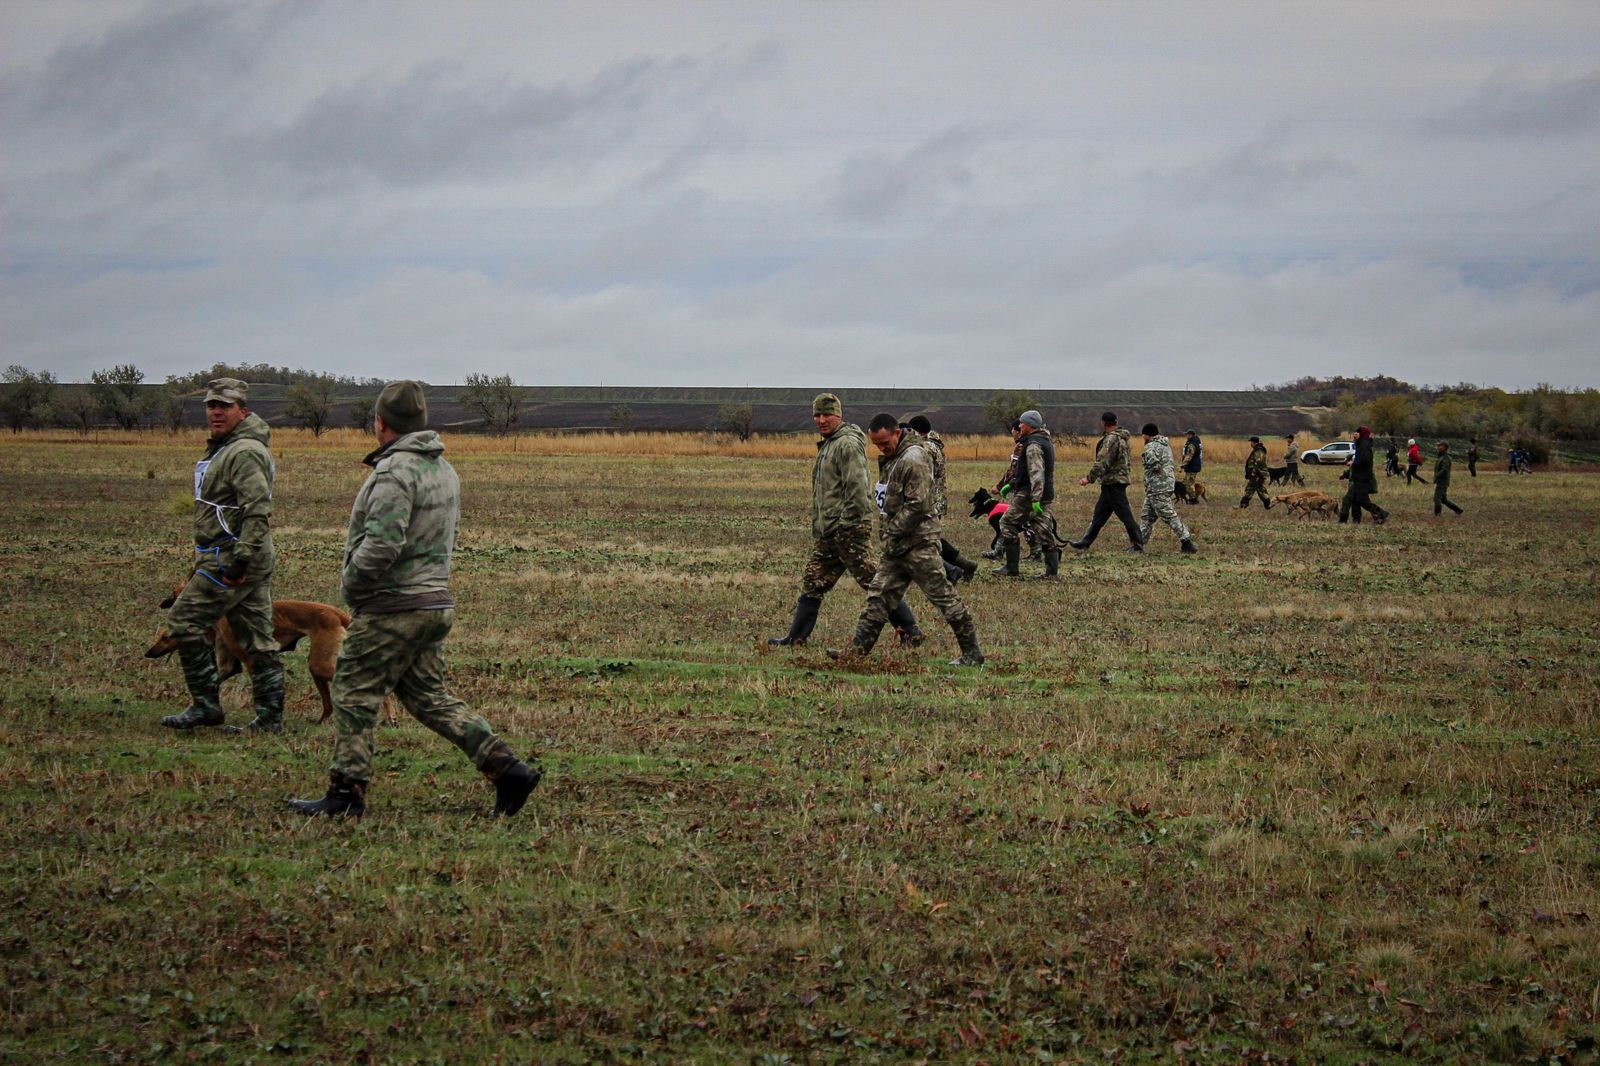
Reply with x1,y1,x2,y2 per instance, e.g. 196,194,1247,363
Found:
829,125,993,222
1153,123,1355,209
1429,68,1600,136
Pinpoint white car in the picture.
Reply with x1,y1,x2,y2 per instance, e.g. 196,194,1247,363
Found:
1300,441,1355,465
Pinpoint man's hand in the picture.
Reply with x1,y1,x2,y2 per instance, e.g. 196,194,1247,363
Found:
998,483,1011,498
1032,501,1044,515
1078,476,1089,487
221,560,248,586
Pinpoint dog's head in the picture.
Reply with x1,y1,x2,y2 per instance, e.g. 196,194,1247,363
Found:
968,487,999,519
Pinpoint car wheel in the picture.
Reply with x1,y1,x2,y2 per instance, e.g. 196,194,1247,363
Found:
1303,455,1318,464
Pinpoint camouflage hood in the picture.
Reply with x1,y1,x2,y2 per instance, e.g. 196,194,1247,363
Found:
1141,434,1175,486
1087,426,1132,485
812,421,874,540
192,411,275,576
342,430,460,612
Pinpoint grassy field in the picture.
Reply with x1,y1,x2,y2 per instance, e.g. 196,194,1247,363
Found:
2,432,1597,1063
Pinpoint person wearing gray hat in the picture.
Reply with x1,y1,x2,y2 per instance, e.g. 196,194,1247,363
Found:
992,409,1067,578
159,378,286,734
1070,412,1144,553
290,381,540,818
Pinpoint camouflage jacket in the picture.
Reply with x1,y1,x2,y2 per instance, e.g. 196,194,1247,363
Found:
342,431,460,613
192,412,275,577
812,422,874,540
1244,444,1268,479
1087,427,1132,485
1434,452,1452,486
1141,435,1176,493
877,431,940,555
923,430,949,518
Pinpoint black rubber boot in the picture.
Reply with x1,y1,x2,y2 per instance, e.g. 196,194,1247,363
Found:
480,741,542,817
955,556,979,582
948,617,985,667
1039,549,1061,580
887,598,921,645
162,641,225,729
768,595,822,646
991,541,1021,577
1180,538,1198,554
288,771,367,818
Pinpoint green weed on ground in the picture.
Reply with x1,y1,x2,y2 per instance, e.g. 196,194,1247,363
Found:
1,441,1597,1063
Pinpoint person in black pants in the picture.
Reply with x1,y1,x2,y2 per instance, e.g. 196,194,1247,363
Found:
1070,411,1144,553
1466,437,1479,478
1338,426,1389,525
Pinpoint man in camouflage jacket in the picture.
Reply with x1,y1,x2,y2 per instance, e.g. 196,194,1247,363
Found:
160,378,285,733
993,409,1067,578
908,415,978,586
290,381,539,818
828,414,983,666
1136,424,1197,554
1179,429,1203,504
1239,437,1272,509
1071,411,1145,553
768,393,919,647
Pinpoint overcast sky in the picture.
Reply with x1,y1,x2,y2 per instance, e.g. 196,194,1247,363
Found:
3,1,1598,390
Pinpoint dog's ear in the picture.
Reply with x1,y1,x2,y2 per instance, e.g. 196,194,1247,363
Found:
145,634,175,659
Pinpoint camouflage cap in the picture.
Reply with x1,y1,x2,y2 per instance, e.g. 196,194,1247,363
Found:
204,377,248,405
376,380,427,433
812,393,842,416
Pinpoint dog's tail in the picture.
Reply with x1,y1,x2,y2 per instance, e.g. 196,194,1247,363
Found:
337,610,353,627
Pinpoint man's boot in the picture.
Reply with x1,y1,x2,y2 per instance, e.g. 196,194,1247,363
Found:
826,618,883,662
1180,538,1198,554
943,560,965,586
162,641,225,729
288,771,367,817
768,595,822,647
955,556,979,582
888,599,923,646
1038,549,1061,580
948,617,985,667
479,741,542,817
231,652,284,734
991,540,1021,577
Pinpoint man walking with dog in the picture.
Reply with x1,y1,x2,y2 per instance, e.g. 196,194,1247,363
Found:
1239,437,1272,509
1071,411,1144,554
290,381,540,818
1179,429,1203,504
827,414,984,666
768,393,920,647
992,410,1066,578
159,377,285,734
1137,423,1198,554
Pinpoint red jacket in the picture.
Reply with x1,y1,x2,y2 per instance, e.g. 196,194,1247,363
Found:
1407,444,1422,464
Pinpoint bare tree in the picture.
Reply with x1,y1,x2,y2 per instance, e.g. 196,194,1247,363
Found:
608,403,634,432
348,396,375,433
284,375,338,436
981,390,1036,432
57,388,101,435
90,363,154,430
460,373,523,435
2,365,58,431
715,402,755,441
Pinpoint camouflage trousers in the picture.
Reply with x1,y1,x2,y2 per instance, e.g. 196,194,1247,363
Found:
329,608,499,784
861,540,972,631
1240,476,1270,507
166,566,278,661
997,494,1065,549
1138,488,1191,543
801,524,878,598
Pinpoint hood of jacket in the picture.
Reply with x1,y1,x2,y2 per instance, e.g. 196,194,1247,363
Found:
364,430,445,467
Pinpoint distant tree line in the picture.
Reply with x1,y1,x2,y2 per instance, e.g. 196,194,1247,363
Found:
1258,376,1600,462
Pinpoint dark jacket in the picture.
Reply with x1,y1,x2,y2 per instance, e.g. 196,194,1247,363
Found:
1349,437,1378,494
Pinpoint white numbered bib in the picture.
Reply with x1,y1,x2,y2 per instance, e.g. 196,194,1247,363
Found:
874,481,888,515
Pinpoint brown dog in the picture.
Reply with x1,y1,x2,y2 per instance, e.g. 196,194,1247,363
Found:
1174,479,1208,504
146,588,395,725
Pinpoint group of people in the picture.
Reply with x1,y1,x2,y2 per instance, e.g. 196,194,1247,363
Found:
158,378,541,818
160,382,1489,816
